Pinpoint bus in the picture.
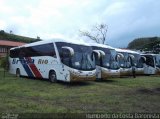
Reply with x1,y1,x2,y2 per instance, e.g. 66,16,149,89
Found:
125,49,145,75
9,39,96,82
90,43,120,80
141,54,160,75
115,48,133,77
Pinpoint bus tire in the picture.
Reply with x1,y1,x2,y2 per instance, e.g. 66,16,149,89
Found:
49,70,57,83
16,69,20,77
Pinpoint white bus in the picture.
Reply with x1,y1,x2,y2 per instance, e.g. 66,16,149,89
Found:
9,39,96,82
115,48,133,76
141,54,160,75
125,49,145,75
90,43,120,80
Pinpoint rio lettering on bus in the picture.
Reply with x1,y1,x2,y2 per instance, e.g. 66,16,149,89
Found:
38,59,48,64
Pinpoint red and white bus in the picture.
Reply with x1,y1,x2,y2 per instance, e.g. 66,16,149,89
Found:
9,39,96,82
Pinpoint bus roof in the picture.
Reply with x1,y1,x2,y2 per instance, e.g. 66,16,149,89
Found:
124,49,139,54
89,43,115,50
115,48,139,54
10,38,91,50
115,48,127,53
141,53,160,56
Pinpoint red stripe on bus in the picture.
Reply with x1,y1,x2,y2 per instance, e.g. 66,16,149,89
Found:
26,57,43,78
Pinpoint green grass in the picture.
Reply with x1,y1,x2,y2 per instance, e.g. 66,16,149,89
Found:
0,71,160,114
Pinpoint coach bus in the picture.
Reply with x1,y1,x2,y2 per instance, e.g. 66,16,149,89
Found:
90,43,120,80
115,48,133,76
125,49,145,75
141,54,160,75
9,39,96,82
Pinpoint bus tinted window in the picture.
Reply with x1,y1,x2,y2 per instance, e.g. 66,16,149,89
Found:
10,43,56,58
26,43,56,57
10,48,20,58
145,55,154,67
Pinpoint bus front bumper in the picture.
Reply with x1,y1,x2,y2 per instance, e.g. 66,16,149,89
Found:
70,71,96,82
101,69,120,79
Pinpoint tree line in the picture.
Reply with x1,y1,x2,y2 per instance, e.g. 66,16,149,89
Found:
0,30,41,43
127,37,160,51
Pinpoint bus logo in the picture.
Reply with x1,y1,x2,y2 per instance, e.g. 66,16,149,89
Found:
38,59,48,64
12,58,35,64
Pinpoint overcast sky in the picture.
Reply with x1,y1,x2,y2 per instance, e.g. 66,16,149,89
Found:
0,0,160,47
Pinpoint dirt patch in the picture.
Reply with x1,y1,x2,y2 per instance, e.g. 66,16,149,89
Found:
137,88,154,94
152,87,160,93
95,79,117,83
137,87,160,94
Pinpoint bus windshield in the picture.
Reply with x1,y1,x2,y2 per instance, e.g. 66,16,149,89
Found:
118,52,131,68
155,55,160,68
143,55,155,67
93,46,119,70
131,54,143,68
56,42,95,71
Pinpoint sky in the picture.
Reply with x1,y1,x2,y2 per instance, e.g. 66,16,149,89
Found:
0,0,160,48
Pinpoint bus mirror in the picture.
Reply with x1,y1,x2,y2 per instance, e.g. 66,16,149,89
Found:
93,50,101,59
62,46,74,57
141,56,146,63
98,50,105,58
129,54,135,60
117,53,124,59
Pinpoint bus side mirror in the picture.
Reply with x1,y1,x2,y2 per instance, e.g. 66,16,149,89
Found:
93,50,101,59
140,56,146,63
129,54,135,60
93,50,105,59
62,46,74,57
98,50,105,58
116,53,124,61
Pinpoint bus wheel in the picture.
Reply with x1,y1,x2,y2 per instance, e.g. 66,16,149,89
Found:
16,69,20,77
49,71,57,83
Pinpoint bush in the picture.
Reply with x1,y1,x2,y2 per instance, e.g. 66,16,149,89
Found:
0,56,9,70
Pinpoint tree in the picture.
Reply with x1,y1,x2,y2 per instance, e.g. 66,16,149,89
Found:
0,30,5,34
37,36,40,39
80,23,108,44
10,30,13,34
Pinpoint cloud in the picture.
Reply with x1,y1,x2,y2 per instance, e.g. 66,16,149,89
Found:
0,20,6,29
0,0,160,48
102,0,160,47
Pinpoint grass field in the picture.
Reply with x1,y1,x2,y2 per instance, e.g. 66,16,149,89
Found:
0,70,160,114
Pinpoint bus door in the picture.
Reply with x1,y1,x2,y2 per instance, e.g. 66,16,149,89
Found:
59,46,74,81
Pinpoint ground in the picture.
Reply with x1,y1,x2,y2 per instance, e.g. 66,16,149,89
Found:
0,69,160,116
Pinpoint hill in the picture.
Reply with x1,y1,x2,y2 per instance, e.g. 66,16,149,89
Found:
0,30,41,43
127,37,160,53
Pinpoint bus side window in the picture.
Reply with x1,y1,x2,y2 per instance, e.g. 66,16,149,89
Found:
24,43,56,58
10,48,20,58
19,48,25,58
